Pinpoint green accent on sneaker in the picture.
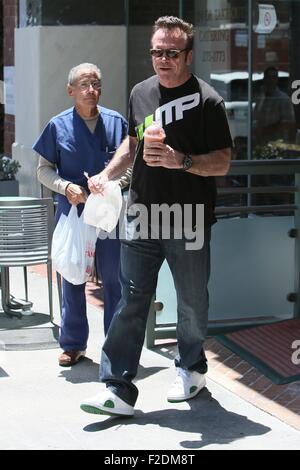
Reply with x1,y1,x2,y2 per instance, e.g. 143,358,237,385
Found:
80,404,106,415
167,398,185,403
80,404,133,418
190,385,197,393
103,400,115,409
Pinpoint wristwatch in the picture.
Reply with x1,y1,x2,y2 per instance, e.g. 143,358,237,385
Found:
182,154,193,171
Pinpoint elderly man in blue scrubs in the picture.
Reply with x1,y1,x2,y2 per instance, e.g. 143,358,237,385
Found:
33,63,128,367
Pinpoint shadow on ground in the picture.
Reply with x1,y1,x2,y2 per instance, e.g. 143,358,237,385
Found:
0,367,9,378
0,311,52,329
82,388,270,449
59,362,167,385
0,310,59,351
59,358,100,384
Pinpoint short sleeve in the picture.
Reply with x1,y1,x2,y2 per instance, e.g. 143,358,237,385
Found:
128,93,137,137
121,116,128,141
204,100,233,151
33,121,59,165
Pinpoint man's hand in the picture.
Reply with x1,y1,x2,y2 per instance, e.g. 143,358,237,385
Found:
143,142,183,169
87,171,109,194
65,183,87,205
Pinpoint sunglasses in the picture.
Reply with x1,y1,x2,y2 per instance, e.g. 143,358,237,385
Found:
150,48,188,59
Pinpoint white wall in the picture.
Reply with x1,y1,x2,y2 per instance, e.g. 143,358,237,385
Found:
13,25,127,196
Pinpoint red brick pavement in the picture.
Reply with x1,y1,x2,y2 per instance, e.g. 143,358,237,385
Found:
205,338,300,431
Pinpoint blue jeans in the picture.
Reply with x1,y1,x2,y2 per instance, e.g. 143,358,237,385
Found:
99,227,211,406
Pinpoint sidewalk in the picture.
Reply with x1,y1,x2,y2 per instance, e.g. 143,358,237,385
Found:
0,267,300,450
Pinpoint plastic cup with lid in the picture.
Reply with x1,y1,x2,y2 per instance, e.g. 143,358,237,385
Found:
144,121,166,144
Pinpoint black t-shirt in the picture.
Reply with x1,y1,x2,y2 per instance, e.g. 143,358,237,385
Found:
128,74,232,226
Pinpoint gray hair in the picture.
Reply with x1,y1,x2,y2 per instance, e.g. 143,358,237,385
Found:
68,63,102,86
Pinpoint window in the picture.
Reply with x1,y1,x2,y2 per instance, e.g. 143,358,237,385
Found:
251,0,299,156
21,0,126,26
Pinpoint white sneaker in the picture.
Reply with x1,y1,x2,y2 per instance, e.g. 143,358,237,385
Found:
80,389,134,417
167,368,206,403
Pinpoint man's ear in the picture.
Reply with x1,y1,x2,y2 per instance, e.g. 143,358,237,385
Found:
67,85,74,97
186,50,193,66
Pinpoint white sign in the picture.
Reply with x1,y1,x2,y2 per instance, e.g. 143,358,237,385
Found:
4,66,15,115
255,4,277,34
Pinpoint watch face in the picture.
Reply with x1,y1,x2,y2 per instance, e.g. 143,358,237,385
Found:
183,154,192,170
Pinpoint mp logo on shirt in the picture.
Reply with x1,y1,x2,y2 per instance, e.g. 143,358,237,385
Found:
155,92,200,125
136,92,200,140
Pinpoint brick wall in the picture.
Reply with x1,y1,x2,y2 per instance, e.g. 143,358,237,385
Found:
4,113,14,154
3,0,18,156
3,0,17,66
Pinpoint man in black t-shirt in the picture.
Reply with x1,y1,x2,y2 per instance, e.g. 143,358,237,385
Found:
81,16,232,418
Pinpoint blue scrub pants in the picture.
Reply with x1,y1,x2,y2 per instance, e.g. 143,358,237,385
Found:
57,198,121,351
59,236,121,351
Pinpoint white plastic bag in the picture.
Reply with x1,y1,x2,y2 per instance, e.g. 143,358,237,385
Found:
52,205,97,285
83,181,123,232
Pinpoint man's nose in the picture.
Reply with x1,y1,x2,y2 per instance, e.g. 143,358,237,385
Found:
86,84,96,93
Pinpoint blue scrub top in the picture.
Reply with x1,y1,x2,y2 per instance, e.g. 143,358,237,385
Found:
33,105,127,217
